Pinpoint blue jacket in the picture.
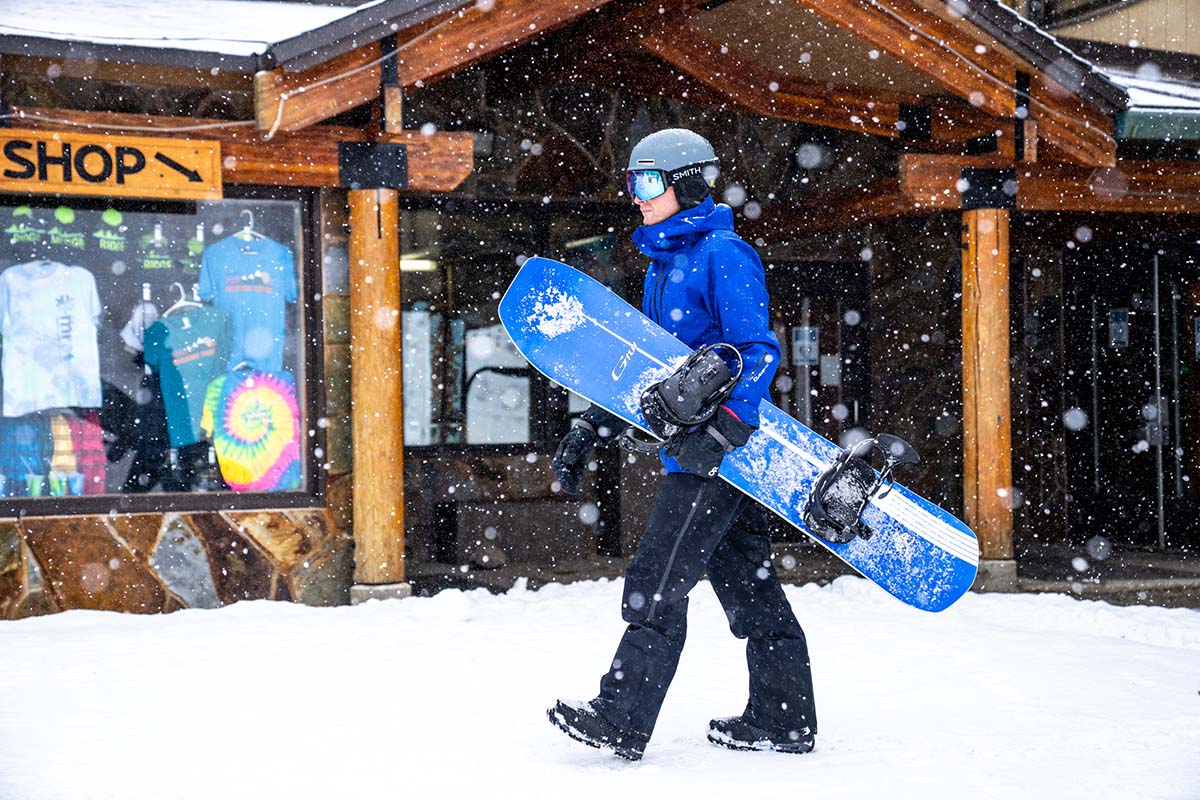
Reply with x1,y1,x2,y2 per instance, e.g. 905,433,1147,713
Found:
632,197,780,466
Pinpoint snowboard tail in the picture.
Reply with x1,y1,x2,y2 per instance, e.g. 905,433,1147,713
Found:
499,257,979,611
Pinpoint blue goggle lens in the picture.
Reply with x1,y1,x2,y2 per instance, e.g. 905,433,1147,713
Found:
626,169,667,202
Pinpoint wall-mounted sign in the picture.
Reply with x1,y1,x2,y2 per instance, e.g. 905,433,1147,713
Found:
0,129,222,201
792,326,819,366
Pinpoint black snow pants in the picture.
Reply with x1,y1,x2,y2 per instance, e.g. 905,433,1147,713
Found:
592,472,817,743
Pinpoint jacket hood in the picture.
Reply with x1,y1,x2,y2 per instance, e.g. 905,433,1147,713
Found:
631,197,734,260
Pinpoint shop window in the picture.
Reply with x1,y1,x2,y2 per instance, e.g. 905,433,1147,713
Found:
0,196,313,508
399,202,636,448
400,206,537,446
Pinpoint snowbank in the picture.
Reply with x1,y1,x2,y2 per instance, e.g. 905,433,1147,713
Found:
0,576,1197,800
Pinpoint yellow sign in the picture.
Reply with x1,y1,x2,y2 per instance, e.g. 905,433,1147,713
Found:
0,129,222,201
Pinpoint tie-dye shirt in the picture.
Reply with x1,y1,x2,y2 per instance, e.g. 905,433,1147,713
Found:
0,261,102,417
200,369,301,492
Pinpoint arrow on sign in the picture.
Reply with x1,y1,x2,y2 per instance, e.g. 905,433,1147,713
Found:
155,152,202,182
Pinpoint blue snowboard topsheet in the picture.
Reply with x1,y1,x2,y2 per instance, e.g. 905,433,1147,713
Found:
499,257,979,612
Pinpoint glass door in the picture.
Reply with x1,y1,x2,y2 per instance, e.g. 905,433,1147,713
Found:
1064,243,1200,549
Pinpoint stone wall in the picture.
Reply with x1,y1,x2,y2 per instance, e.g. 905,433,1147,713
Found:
0,510,353,619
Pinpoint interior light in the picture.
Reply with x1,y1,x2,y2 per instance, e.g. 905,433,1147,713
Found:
401,251,439,272
565,235,609,249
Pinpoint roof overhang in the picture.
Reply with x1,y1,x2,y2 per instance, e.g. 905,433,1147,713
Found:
0,0,468,73
949,0,1127,114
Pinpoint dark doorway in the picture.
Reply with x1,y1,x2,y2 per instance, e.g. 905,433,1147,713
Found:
765,259,872,443
763,259,871,543
1063,240,1200,550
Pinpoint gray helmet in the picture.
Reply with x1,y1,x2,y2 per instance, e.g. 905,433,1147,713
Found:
626,128,718,208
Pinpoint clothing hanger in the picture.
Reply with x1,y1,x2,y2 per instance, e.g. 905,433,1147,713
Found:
162,282,202,316
230,360,255,371
236,210,265,241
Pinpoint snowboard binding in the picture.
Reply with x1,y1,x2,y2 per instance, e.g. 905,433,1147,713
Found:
618,343,743,455
803,434,921,544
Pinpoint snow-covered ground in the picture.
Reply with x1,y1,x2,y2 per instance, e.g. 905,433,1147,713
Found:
1,576,1198,800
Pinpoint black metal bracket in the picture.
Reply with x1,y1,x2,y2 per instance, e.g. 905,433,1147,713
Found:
338,141,409,190
965,133,999,155
380,34,400,88
1015,71,1032,161
898,104,933,141
960,166,1016,209
378,33,403,132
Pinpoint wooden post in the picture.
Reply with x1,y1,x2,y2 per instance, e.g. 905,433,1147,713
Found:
349,189,408,595
961,208,1016,576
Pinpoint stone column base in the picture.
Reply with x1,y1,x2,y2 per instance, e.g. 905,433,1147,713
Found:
350,582,413,604
972,559,1019,593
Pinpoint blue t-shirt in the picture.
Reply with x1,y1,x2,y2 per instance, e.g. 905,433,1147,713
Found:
198,235,297,372
144,306,227,448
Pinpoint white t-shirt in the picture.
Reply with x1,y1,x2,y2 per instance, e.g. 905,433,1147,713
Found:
0,261,103,417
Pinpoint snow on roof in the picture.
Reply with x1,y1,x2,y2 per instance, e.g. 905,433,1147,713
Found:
0,0,385,58
1104,71,1200,111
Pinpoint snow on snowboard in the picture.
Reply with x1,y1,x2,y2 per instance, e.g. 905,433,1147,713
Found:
498,256,978,612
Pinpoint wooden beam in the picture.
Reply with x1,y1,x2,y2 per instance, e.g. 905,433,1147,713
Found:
0,54,252,91
748,153,1200,239
1021,161,1200,214
901,154,1200,214
901,153,1010,209
392,0,618,89
349,188,406,585
562,12,995,145
252,9,458,136
384,85,405,135
255,43,383,136
253,0,620,134
741,179,920,237
1026,72,1116,167
790,0,1016,119
8,106,473,192
639,22,898,138
563,43,775,117
962,208,1013,561
786,0,1115,166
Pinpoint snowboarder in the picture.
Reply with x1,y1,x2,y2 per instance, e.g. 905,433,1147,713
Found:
548,128,817,761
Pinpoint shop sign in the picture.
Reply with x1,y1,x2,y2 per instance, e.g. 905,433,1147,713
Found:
0,129,222,201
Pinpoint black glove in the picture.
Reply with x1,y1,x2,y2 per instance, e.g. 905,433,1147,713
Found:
667,406,754,479
552,406,627,494
552,422,597,495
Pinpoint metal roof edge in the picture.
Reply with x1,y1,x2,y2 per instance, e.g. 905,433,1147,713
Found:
0,33,261,73
266,0,470,73
955,0,1129,113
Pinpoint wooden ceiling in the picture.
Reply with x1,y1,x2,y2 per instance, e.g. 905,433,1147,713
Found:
693,0,950,97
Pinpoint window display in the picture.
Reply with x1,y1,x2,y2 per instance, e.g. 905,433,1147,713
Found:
0,197,308,501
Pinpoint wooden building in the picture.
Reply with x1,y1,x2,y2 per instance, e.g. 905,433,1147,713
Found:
0,0,1196,617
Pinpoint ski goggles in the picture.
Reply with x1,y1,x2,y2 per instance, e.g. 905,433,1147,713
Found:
625,169,669,202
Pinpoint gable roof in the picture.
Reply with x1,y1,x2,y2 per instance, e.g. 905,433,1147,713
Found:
0,0,467,72
955,0,1127,112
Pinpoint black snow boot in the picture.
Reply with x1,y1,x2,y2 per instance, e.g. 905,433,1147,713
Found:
707,715,815,754
548,699,648,761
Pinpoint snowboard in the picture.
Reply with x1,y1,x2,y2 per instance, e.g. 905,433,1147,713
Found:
498,256,978,612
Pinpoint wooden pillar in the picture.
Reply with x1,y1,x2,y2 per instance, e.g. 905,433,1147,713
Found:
349,188,407,589
961,208,1015,563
